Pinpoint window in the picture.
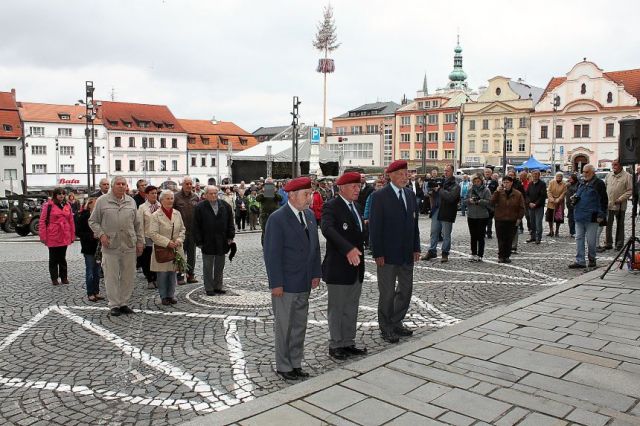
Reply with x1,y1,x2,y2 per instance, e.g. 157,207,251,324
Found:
187,137,196,144
518,140,526,152
607,92,613,103
444,150,454,159
418,102,423,109
506,139,513,152
428,115,438,124
160,137,166,148
444,132,455,142
60,164,74,173
494,119,500,129
172,160,178,171
416,115,425,125
202,137,210,145
129,160,136,171
555,125,563,139
351,126,362,134
92,146,101,157
171,138,178,149
482,119,489,130
415,150,422,159
580,83,586,94
4,169,17,180
115,159,122,171
148,137,155,148
201,157,206,167
335,127,346,135
220,138,228,145
59,146,74,156
191,157,197,167
31,145,46,155
401,116,411,125
428,133,438,142
30,126,44,136
138,121,149,128
519,117,527,128
468,140,476,153
496,87,502,96
93,129,98,138
415,133,423,142
606,123,614,137
366,125,379,134
505,118,513,129
424,101,431,108
58,128,72,137
123,121,132,128
210,157,215,167
493,140,501,152
160,160,166,171
400,150,410,160
146,160,155,171
444,113,456,124
482,140,489,153
92,164,100,173
142,137,148,148
428,150,438,159
32,164,47,174
540,125,548,139
432,100,439,107
400,133,410,142
574,124,590,138
114,136,121,147
3,124,13,132
129,137,135,147
3,146,16,156
469,120,475,130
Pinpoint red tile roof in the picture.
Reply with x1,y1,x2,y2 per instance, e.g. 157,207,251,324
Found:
178,119,258,151
19,102,102,125
100,101,185,133
0,91,22,139
541,68,640,103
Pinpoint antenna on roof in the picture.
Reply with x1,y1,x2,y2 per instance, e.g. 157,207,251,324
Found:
110,87,116,101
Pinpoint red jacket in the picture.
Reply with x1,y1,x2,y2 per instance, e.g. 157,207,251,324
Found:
39,201,75,248
310,191,324,221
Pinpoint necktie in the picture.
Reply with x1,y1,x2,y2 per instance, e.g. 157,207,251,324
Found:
398,189,407,214
299,211,309,239
349,203,361,231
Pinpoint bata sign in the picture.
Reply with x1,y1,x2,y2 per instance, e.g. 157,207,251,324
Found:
59,178,81,185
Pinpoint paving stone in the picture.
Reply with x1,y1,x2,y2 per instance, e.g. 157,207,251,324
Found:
481,333,540,350
411,347,462,364
437,411,475,426
511,326,567,342
387,359,479,389
469,382,498,396
304,385,366,413
433,336,509,360
431,388,511,423
491,347,579,377
535,345,620,369
358,367,425,395
478,320,520,333
290,400,359,426
453,356,527,382
239,405,323,426
591,324,640,340
494,407,530,426
547,296,610,310
460,330,486,339
337,398,404,426
565,364,640,398
558,334,608,350
405,382,452,403
490,388,573,418
385,412,444,426
517,412,567,426
566,408,610,426
602,342,640,359
553,308,609,322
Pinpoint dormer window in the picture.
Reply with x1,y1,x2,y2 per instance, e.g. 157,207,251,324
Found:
166,123,174,129
123,121,132,128
220,138,228,145
240,138,247,146
607,92,613,103
202,137,210,145
3,124,12,132
496,87,502,96
187,137,196,144
108,119,118,126
581,83,586,94
58,113,70,120
138,121,149,128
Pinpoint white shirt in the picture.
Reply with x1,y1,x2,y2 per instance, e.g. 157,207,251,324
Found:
339,195,362,230
288,202,307,228
389,182,407,210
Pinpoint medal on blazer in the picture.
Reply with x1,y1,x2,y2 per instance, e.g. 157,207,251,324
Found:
343,222,348,230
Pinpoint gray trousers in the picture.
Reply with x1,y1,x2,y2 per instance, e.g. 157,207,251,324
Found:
178,235,197,279
605,209,625,249
272,292,309,372
377,264,413,333
202,254,226,292
327,280,362,349
102,249,136,308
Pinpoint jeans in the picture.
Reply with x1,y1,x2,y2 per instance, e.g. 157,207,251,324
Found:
485,211,494,237
530,207,544,241
567,207,576,236
429,209,453,255
575,222,599,266
605,209,626,249
156,271,177,299
467,217,488,257
84,254,101,296
460,199,467,216
48,246,68,281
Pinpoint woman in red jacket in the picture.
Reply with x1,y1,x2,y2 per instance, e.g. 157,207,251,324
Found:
39,188,76,285
310,182,324,225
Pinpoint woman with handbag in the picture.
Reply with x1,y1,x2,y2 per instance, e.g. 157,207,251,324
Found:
149,190,186,305
39,187,75,285
546,172,567,237
465,174,492,262
137,185,161,289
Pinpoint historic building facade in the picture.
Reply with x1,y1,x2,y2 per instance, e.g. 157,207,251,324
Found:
531,60,640,172
0,90,24,194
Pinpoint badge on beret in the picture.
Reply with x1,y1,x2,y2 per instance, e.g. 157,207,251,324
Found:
343,222,348,230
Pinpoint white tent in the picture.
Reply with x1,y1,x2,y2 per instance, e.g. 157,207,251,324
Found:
230,139,339,162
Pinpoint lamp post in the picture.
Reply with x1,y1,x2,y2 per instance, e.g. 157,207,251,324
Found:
290,96,301,178
266,145,273,178
502,117,508,175
216,139,221,185
55,137,59,185
421,112,428,173
551,95,560,172
19,133,30,195
79,81,97,193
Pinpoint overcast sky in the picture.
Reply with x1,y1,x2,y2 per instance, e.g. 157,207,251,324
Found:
1,0,639,132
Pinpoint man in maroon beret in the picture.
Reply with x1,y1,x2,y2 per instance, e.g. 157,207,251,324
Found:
320,172,367,360
263,176,322,380
369,160,421,343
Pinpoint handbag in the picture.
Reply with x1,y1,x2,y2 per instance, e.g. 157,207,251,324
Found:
154,223,175,263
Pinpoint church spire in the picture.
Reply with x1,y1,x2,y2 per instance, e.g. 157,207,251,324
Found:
422,73,428,95
447,33,468,89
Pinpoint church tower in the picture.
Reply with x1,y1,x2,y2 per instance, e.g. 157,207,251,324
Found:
447,34,468,89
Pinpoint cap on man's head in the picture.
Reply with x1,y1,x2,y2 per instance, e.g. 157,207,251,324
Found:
284,177,312,192
336,172,361,185
385,160,407,174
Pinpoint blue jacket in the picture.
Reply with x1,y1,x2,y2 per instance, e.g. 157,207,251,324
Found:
369,184,421,265
573,177,608,224
363,192,374,220
263,204,322,292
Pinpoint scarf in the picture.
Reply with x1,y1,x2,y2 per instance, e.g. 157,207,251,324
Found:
148,201,161,214
161,206,172,220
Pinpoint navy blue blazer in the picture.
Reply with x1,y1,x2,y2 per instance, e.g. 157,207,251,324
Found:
369,184,421,265
263,204,322,293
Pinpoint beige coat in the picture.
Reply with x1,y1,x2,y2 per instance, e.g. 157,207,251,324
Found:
605,170,633,211
137,201,161,245
148,209,186,272
546,179,567,209
89,193,143,253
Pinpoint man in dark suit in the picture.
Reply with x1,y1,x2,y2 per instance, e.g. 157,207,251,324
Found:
407,172,424,211
356,174,374,216
193,185,235,296
263,177,321,381
321,172,368,360
369,160,421,343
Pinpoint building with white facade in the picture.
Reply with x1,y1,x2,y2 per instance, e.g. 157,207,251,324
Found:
19,102,108,192
100,101,187,188
0,90,24,195
178,118,258,185
532,60,640,172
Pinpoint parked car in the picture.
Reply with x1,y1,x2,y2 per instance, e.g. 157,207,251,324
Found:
5,195,48,236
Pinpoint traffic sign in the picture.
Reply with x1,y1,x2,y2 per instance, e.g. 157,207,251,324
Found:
310,127,321,144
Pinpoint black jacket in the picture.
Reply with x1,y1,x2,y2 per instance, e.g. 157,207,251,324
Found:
357,184,374,215
320,197,366,285
525,179,547,208
75,210,98,255
193,200,235,255
437,176,461,223
406,180,424,200
133,193,145,207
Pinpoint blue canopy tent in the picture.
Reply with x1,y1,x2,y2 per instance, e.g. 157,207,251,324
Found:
514,156,551,172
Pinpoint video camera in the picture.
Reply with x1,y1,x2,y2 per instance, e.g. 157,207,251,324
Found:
426,177,445,190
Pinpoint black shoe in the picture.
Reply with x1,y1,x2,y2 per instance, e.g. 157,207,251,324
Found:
486,234,493,239
393,326,413,337
440,255,449,263
381,332,399,344
292,368,309,378
526,238,535,243
503,258,512,264
119,306,135,314
421,252,437,261
277,370,299,380
329,347,349,360
214,289,227,295
588,259,597,268
597,246,607,253
205,291,216,296
605,245,613,250
535,240,541,245
568,263,586,269
110,307,121,316
343,346,368,356
498,258,505,263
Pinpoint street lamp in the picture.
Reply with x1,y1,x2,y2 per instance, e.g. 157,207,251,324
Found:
551,94,560,172
78,81,98,193
290,96,301,178
18,133,31,195
502,117,509,174
55,137,59,185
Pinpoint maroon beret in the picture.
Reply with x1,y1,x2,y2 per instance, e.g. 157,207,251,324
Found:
385,160,408,174
336,171,361,185
284,177,312,192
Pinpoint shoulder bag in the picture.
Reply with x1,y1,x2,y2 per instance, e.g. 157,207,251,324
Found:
154,223,176,263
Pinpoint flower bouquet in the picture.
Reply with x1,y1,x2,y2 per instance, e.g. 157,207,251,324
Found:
174,250,188,273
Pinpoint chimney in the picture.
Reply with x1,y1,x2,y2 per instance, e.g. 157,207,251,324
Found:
211,115,218,125
10,88,16,102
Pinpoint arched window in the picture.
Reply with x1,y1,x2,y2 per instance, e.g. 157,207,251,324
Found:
496,87,501,96
607,92,613,103
581,83,586,94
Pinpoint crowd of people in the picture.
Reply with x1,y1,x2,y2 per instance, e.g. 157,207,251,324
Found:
37,159,637,380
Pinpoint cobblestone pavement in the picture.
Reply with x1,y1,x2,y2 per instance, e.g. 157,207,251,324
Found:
0,215,620,425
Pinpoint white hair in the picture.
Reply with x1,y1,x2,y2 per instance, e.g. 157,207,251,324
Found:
555,171,564,177
182,176,193,184
110,175,126,186
204,185,219,193
583,164,596,172
159,190,174,202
